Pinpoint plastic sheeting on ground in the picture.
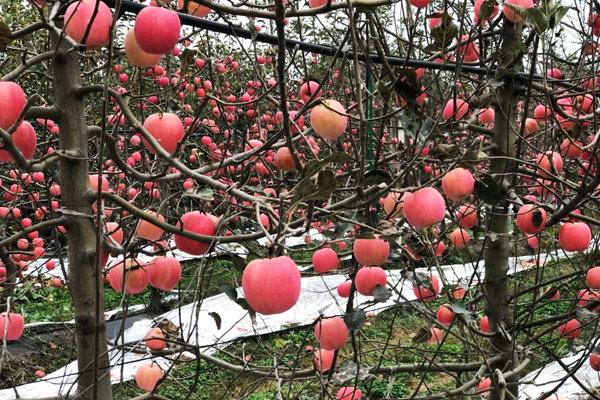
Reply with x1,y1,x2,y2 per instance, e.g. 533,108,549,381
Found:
0,243,590,399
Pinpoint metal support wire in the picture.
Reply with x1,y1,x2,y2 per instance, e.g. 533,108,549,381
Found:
104,0,580,92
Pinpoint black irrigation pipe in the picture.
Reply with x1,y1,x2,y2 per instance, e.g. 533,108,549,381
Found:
106,0,583,92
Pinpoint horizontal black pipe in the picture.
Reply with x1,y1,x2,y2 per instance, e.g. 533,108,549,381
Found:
106,0,580,91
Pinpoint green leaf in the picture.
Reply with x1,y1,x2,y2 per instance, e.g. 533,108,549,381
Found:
479,0,499,21
0,19,11,52
475,176,506,205
293,169,337,204
221,285,239,302
526,7,549,34
429,15,458,50
373,285,392,303
411,326,430,344
208,312,222,330
302,152,350,180
364,169,392,187
179,48,198,72
184,187,215,201
449,303,473,324
504,3,528,23
548,5,569,29
344,309,366,330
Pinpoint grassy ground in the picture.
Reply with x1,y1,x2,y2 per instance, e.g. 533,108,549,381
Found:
4,246,599,398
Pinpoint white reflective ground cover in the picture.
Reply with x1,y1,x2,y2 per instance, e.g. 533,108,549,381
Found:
0,234,593,400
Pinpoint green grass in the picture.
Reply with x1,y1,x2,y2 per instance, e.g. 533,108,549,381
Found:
11,248,600,398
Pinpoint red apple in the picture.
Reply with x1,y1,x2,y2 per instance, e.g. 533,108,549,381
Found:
64,0,113,50
0,121,36,162
515,204,547,234
0,312,25,341
135,362,164,392
134,6,181,55
146,256,181,291
355,266,387,296
310,100,347,140
174,211,217,255
142,113,185,154
402,187,446,229
312,248,340,273
558,222,591,252
353,238,389,266
0,82,27,129
441,168,475,202
242,256,301,314
314,317,348,350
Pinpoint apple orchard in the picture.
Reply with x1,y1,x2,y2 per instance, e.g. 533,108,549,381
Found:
2,0,600,399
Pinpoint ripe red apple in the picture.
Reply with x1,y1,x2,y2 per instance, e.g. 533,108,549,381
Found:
503,0,534,23
146,256,181,291
310,100,347,140
409,0,430,8
355,266,387,295
478,377,491,395
135,362,164,392
558,318,582,339
477,107,495,124
473,0,498,23
124,28,162,67
142,113,185,154
449,228,470,249
174,211,217,255
412,273,441,301
523,118,539,136
590,352,600,371
88,174,110,191
136,211,165,241
299,80,322,101
274,147,296,171
558,222,591,252
336,387,362,400
0,121,37,162
456,204,478,228
105,221,123,245
586,267,600,289
312,248,340,273
314,317,349,350
353,238,389,266
337,281,351,297
144,327,166,350
436,304,454,326
0,312,25,341
64,0,113,50
242,256,301,314
313,349,335,372
134,6,181,55
402,187,446,229
441,168,475,201
0,82,27,129
427,327,444,344
535,151,563,177
480,315,490,333
442,98,469,121
178,0,212,17
107,259,148,295
515,204,547,234
382,192,404,218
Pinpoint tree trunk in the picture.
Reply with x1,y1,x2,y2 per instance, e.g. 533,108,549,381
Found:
484,20,521,400
52,35,113,400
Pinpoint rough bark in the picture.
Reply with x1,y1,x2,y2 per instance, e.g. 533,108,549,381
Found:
52,34,113,400
484,20,521,400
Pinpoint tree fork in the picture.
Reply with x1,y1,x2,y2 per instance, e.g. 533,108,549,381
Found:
51,33,113,400
484,20,522,400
